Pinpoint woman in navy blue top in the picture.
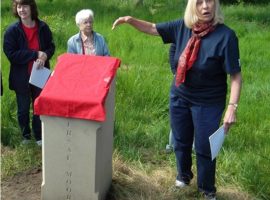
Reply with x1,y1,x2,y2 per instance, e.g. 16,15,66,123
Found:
3,0,55,146
112,0,242,199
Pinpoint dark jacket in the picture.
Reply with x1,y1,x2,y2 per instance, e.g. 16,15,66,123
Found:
3,19,55,93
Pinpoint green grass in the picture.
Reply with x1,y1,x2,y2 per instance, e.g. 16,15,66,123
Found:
1,1,270,199
1,143,42,177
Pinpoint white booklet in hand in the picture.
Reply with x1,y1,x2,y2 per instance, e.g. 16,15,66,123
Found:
29,61,51,89
209,125,226,160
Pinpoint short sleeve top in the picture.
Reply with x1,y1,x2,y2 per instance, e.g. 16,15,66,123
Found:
156,19,241,105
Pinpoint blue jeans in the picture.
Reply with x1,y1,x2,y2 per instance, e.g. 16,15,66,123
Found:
170,91,224,194
15,85,42,141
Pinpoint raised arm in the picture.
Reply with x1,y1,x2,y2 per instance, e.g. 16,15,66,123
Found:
223,72,242,133
112,16,159,36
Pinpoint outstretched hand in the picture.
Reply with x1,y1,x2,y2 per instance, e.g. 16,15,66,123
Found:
112,16,131,30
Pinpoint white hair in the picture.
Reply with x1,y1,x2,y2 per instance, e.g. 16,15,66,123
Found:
75,9,94,26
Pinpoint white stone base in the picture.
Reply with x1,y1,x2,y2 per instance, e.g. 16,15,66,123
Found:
41,80,115,200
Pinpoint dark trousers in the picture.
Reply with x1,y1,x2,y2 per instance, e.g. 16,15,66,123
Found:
15,85,42,141
169,91,224,194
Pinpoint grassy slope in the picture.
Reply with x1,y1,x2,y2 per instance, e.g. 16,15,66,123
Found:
1,0,270,199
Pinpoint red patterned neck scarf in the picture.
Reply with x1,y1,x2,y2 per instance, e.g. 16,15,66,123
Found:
175,22,216,87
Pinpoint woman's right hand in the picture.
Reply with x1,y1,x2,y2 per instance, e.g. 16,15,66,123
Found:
112,16,131,30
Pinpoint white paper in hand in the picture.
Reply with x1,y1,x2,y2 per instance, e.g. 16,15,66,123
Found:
209,125,226,160
29,61,51,89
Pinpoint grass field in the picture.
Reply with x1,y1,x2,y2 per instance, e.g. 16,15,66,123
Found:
1,0,270,199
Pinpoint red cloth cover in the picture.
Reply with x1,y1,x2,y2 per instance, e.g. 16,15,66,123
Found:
34,53,121,122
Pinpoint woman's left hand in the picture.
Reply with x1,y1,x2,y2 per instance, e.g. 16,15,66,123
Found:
223,105,237,134
36,51,47,68
224,72,242,134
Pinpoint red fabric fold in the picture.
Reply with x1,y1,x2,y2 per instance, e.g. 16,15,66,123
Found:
34,53,121,121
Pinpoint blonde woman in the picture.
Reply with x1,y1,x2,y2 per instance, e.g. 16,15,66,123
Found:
112,0,242,199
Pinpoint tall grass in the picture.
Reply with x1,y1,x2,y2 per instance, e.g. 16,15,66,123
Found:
1,0,270,199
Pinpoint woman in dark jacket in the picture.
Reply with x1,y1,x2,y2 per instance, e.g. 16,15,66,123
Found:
3,0,55,146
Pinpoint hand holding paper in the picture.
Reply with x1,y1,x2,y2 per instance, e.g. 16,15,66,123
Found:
36,51,47,67
29,61,51,89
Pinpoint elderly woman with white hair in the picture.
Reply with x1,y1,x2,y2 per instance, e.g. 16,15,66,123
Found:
67,9,109,56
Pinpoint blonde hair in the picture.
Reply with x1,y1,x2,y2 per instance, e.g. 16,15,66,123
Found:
184,0,224,28
75,9,94,26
